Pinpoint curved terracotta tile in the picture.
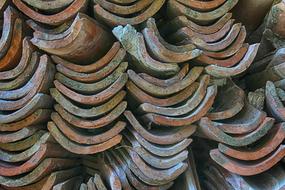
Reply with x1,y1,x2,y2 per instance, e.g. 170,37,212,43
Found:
52,176,83,190
0,125,44,144
141,85,217,127
0,94,53,124
51,42,121,73
210,145,285,176
124,110,196,145
138,64,189,87
197,117,274,147
48,122,122,154
0,18,23,72
0,0,8,13
205,44,260,78
32,20,74,41
54,74,127,106
55,62,127,94
160,13,232,35
247,64,285,90
128,127,192,157
31,13,113,64
232,0,274,32
128,67,203,96
0,130,46,152
123,133,188,169
137,75,209,116
0,109,51,132
0,157,79,187
94,0,153,15
37,167,82,190
176,0,226,11
210,102,266,135
27,19,72,38
0,132,52,162
126,81,199,107
50,88,125,118
126,147,188,180
117,148,187,186
109,150,173,190
93,0,165,26
54,102,126,129
219,123,285,161
92,173,109,190
0,143,73,177
55,49,126,82
13,0,87,25
146,18,196,53
0,53,42,100
52,112,125,144
0,38,35,80
142,24,201,63
0,51,39,91
167,0,238,23
0,55,55,111
190,23,242,52
196,44,249,68
7,167,82,190
22,0,74,12
108,0,137,3
203,26,246,59
0,7,19,60
113,24,179,77
171,19,234,43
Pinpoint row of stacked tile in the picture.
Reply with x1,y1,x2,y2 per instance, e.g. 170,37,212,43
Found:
0,0,284,189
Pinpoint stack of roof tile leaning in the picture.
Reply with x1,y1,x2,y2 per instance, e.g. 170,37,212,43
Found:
109,17,217,188
93,0,165,27
0,6,81,190
114,22,217,127
157,0,260,78
29,13,127,155
195,78,285,176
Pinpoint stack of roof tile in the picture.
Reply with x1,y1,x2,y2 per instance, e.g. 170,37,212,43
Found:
0,6,81,189
28,13,128,155
111,19,218,189
160,1,260,78
195,79,285,176
0,0,284,189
